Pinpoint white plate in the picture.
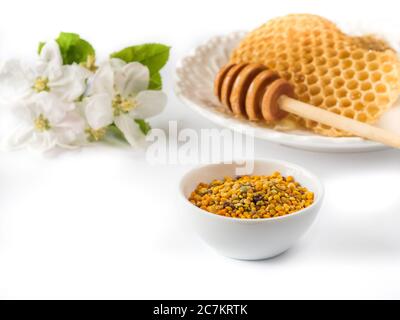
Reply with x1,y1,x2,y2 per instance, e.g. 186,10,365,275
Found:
175,31,389,153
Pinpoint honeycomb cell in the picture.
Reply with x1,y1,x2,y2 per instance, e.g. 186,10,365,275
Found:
315,48,324,57
299,93,310,101
334,67,343,76
303,47,312,55
385,75,398,84
337,88,347,98
361,82,372,91
340,99,352,108
342,59,353,69
324,86,334,95
302,38,312,46
339,50,350,59
230,14,400,136
357,113,368,122
371,72,382,82
346,80,358,90
310,86,321,96
355,61,366,71
354,102,364,111
305,65,316,75
278,53,288,60
367,105,379,116
319,68,329,77
375,84,387,93
364,92,375,102
311,96,323,106
333,78,345,88
368,62,379,71
326,96,337,107
282,71,292,81
366,52,377,62
316,57,327,66
294,73,306,83
377,96,390,105
303,55,314,64
326,48,337,58
382,64,393,73
266,52,275,60
328,59,339,67
380,55,390,63
291,45,300,53
277,44,286,51
307,75,318,85
277,61,289,71
357,71,369,81
344,70,355,79
352,51,364,60
350,91,362,100
344,109,355,118
297,83,308,94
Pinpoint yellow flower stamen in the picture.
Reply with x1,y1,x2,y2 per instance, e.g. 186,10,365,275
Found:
85,127,107,142
34,114,51,132
112,94,138,116
32,77,50,93
80,54,98,72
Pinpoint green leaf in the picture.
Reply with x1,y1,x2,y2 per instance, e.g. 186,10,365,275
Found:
148,72,162,90
111,43,170,90
38,32,95,65
38,42,45,54
111,43,170,74
108,124,126,140
56,32,95,65
134,119,152,135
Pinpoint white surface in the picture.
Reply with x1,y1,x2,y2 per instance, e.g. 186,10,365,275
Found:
175,32,389,152
180,160,324,260
0,0,400,300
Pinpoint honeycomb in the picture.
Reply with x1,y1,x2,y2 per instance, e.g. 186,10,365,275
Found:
230,14,400,137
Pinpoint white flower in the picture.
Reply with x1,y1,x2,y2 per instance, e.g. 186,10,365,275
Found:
0,41,89,102
6,93,85,152
82,58,166,146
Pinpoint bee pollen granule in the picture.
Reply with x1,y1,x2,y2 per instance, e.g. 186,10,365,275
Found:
189,172,314,219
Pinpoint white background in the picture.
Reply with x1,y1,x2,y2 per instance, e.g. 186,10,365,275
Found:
0,0,400,299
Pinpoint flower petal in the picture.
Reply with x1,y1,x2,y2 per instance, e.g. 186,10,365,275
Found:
34,93,75,124
83,93,113,129
50,64,88,102
50,110,87,148
115,62,149,97
109,58,126,71
37,40,63,73
114,114,144,147
0,60,34,101
56,110,86,133
12,99,36,124
131,90,167,119
88,60,115,96
5,126,34,150
29,131,56,152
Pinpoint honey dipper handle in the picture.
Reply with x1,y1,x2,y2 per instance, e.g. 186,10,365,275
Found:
279,96,400,148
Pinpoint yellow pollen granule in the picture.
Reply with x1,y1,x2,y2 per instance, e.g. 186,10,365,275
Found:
85,127,107,142
80,54,98,72
32,76,50,93
34,114,51,132
112,94,137,116
188,172,314,219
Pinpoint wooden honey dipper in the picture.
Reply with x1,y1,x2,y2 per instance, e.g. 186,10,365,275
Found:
214,63,400,148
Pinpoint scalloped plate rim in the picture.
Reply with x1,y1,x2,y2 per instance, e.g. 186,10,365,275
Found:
174,32,389,153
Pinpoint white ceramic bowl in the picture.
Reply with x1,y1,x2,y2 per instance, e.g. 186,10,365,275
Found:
179,159,324,260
